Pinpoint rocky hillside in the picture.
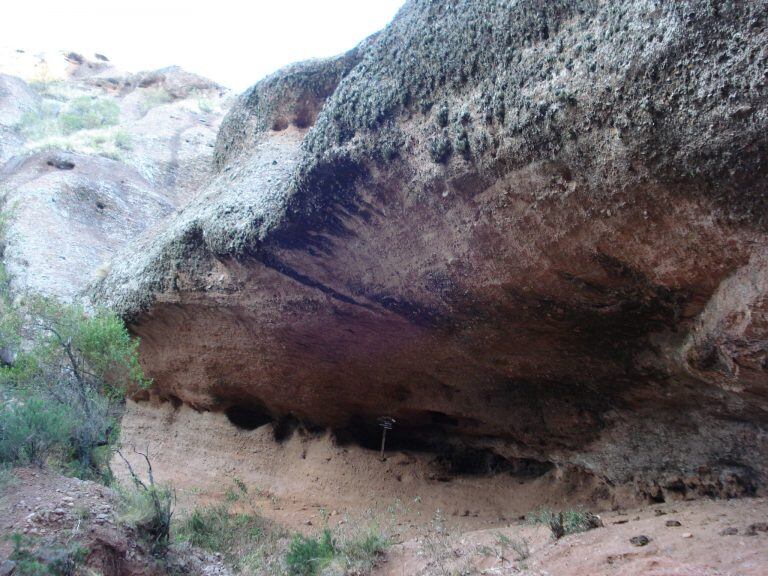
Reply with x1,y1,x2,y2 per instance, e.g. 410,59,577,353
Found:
0,51,232,299
95,0,767,500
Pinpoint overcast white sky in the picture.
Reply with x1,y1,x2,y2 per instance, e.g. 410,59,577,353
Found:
1,0,405,92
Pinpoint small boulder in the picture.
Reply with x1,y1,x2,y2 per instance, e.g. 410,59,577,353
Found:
665,520,682,527
745,522,768,536
630,535,650,546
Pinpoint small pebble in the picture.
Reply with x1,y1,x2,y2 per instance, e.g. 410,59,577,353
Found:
666,520,682,527
682,532,693,538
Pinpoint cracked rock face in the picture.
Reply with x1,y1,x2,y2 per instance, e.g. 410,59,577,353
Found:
95,0,768,496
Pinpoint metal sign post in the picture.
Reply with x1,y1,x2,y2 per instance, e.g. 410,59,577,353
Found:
377,416,396,461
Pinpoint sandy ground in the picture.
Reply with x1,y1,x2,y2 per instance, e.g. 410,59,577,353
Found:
110,400,768,575
114,400,621,539
376,498,768,576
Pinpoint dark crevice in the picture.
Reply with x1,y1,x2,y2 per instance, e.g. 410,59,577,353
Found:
333,413,553,479
47,158,75,170
436,448,554,478
225,404,272,431
273,415,301,442
259,252,375,310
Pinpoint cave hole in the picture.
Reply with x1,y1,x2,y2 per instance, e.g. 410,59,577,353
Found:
273,415,301,442
224,404,271,431
333,413,554,479
271,117,289,131
47,158,75,170
429,410,459,427
437,448,554,478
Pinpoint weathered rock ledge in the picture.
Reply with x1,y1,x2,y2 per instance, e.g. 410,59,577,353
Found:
94,0,768,499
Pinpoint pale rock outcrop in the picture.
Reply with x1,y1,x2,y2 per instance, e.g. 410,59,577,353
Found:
0,54,233,299
0,74,39,165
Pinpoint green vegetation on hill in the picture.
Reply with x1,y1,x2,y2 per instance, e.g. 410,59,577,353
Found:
0,211,148,480
59,96,120,134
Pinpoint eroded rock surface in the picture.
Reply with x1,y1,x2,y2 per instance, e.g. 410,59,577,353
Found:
0,52,233,298
96,0,768,496
1,150,174,299
0,74,38,164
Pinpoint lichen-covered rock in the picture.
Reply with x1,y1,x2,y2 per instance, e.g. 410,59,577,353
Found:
95,0,768,494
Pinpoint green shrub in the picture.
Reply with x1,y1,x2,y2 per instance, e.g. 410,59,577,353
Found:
59,97,119,134
114,129,133,151
428,132,452,163
175,504,263,557
285,528,337,576
527,508,602,539
0,293,148,478
15,102,60,140
139,87,171,115
8,533,87,576
0,463,15,493
0,395,75,466
339,528,389,572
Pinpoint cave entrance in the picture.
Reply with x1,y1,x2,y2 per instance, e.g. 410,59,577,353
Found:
224,404,272,431
334,411,553,479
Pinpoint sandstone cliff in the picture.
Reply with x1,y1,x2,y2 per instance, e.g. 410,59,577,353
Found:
95,0,768,499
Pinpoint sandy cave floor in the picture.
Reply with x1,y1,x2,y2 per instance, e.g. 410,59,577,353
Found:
113,400,618,537
106,400,768,575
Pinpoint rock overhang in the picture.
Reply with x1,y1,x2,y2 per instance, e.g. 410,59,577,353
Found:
93,0,768,495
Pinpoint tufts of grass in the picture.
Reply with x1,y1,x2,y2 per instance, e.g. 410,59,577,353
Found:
175,505,263,559
59,97,119,134
8,532,87,576
336,527,389,574
290,515,392,576
174,495,389,575
285,528,337,576
527,508,602,539
116,455,174,558
224,478,248,503
114,129,133,151
138,87,171,115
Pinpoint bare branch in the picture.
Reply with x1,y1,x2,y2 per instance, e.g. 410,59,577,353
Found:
133,445,155,487
115,448,148,491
